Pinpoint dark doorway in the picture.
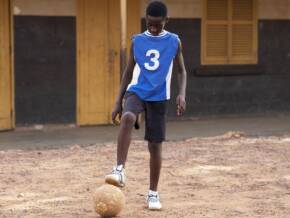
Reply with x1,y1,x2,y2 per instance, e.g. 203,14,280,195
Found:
14,16,76,124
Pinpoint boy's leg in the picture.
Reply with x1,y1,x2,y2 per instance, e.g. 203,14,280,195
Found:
117,111,136,166
105,92,144,187
145,101,167,190
148,141,162,191
117,93,144,165
147,141,163,210
145,100,167,210
106,112,136,187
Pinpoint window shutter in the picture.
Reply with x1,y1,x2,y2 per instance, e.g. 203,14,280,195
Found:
232,24,253,56
202,0,257,65
203,0,229,64
232,0,253,20
206,25,228,58
230,0,257,64
207,0,228,20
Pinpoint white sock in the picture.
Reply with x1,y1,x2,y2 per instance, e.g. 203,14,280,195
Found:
116,164,124,171
148,190,158,196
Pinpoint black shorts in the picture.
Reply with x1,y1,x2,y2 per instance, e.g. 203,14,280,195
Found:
123,92,167,143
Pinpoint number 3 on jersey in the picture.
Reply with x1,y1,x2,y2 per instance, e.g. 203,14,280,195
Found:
144,49,160,71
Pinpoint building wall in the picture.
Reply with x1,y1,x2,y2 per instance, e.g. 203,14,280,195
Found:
259,0,290,19
141,0,290,118
141,0,290,19
14,0,290,19
12,0,290,123
141,0,202,18
161,19,290,117
13,0,76,16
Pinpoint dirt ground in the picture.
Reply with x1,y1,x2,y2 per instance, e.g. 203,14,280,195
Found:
0,132,290,218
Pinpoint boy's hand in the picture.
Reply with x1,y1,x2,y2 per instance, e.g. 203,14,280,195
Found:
112,102,122,125
176,94,186,116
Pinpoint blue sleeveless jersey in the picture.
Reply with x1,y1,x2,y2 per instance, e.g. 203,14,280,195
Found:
127,30,179,101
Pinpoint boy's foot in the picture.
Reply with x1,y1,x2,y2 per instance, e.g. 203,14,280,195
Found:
105,165,125,187
147,190,162,210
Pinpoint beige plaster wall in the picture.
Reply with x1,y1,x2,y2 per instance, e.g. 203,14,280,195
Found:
12,0,290,19
141,0,201,18
141,0,290,19
13,0,76,16
258,0,290,19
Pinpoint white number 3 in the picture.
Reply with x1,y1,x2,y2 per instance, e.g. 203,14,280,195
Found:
144,49,160,71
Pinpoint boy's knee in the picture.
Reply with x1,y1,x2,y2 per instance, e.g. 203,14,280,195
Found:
121,112,136,127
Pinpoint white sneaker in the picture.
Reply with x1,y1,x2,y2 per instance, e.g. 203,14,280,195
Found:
105,165,125,187
147,190,162,210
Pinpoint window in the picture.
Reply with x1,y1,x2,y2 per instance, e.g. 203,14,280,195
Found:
202,0,258,65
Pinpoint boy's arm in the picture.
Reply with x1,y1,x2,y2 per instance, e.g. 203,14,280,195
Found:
112,43,136,124
174,40,187,116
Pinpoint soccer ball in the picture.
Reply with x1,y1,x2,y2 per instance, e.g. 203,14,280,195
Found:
93,184,125,217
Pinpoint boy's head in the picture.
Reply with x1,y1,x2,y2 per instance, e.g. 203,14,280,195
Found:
145,1,168,36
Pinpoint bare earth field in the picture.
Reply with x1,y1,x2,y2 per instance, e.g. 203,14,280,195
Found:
0,133,290,218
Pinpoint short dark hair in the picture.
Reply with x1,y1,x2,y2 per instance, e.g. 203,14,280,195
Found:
146,1,167,18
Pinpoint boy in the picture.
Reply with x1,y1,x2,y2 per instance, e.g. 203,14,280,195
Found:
105,1,187,210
